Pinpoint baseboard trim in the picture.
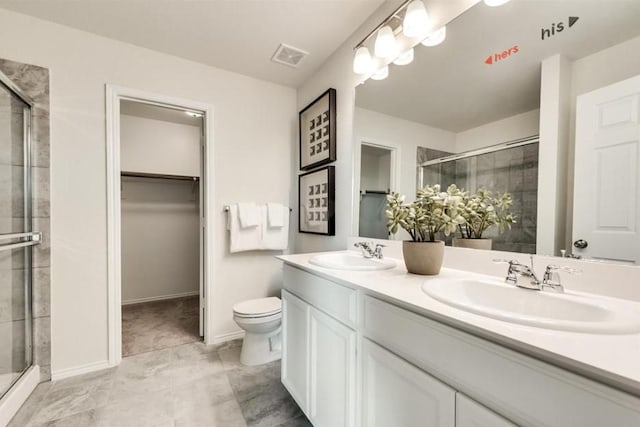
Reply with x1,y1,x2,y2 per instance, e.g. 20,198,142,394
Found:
0,365,40,427
213,330,245,344
122,291,199,306
51,360,111,381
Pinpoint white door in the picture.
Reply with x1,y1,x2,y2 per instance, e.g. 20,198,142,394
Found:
360,339,455,427
199,124,205,336
574,74,640,263
281,290,310,414
308,307,356,427
456,393,516,427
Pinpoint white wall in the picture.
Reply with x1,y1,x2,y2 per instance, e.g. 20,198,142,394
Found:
354,106,455,200
294,0,475,253
121,179,200,304
0,9,295,376
120,114,201,177
455,109,540,153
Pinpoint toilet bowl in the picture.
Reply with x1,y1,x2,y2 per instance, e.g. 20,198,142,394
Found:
233,297,282,366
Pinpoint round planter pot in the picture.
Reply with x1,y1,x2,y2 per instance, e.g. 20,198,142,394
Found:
452,238,492,251
402,240,445,275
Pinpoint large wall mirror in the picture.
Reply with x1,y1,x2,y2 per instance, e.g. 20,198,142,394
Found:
353,0,640,264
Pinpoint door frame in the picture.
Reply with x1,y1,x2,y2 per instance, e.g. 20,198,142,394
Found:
352,140,400,238
105,85,215,366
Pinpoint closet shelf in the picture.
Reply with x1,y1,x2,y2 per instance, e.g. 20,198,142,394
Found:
121,171,199,181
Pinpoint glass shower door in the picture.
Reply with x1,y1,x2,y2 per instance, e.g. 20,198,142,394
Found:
0,76,39,399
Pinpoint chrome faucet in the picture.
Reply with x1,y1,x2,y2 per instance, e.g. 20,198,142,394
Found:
354,241,385,259
494,257,579,293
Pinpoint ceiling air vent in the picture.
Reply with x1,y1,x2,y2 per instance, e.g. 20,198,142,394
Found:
271,43,308,68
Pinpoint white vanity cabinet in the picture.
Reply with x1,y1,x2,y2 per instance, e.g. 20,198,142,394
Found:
456,394,516,427
361,338,455,427
282,265,357,427
281,264,640,427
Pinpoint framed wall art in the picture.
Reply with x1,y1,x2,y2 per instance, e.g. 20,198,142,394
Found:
299,88,336,171
299,166,335,235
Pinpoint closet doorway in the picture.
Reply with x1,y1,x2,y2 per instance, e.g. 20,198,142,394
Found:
119,101,203,356
106,87,214,365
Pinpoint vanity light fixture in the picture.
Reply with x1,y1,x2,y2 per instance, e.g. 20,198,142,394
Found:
393,48,414,66
421,26,446,47
353,46,373,74
484,0,511,6
371,65,389,80
402,0,430,38
374,25,398,59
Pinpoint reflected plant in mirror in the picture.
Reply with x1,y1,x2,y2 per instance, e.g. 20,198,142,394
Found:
448,185,516,251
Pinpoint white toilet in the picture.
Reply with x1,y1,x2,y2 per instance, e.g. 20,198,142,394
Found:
233,296,282,366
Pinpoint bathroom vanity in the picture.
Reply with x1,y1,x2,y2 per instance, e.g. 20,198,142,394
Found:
278,252,640,427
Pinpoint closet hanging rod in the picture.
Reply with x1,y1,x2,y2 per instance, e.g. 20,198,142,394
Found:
121,171,199,181
223,205,292,213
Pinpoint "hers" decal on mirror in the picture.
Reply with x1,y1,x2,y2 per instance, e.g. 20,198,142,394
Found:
485,45,519,65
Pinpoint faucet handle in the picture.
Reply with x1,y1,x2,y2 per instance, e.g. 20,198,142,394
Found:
492,259,518,266
546,264,581,275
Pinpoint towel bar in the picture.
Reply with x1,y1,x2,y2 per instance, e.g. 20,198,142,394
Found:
223,205,292,213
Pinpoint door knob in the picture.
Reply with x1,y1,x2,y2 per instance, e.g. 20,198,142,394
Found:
573,239,588,249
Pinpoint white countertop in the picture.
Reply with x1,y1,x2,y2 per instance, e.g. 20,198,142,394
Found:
278,251,640,397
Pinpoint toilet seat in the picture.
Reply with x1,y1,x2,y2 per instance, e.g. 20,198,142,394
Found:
233,297,281,319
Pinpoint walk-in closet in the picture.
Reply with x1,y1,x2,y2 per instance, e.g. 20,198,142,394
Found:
119,100,203,356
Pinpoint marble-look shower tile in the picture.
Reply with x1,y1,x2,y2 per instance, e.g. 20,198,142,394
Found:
33,217,50,268
39,364,51,381
31,114,50,169
0,60,50,110
33,316,50,367
31,166,50,218
32,267,50,318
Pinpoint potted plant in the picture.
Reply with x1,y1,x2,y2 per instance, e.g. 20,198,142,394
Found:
447,185,516,250
386,185,464,275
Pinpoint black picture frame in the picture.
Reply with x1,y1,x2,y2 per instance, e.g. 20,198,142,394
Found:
298,166,335,235
299,88,336,171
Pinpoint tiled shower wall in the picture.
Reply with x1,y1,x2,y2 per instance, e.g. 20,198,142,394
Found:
419,143,539,254
0,58,51,381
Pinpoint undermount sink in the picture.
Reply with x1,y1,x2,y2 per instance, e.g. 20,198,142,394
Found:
422,277,640,334
309,252,396,271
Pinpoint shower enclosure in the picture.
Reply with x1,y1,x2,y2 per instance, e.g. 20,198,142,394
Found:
0,71,40,399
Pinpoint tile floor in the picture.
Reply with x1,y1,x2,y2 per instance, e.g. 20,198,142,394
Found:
9,340,310,426
122,296,201,357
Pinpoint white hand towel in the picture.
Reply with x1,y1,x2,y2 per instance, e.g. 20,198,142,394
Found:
266,203,286,228
261,205,289,250
228,204,261,253
237,202,259,228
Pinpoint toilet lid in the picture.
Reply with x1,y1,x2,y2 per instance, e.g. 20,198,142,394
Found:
233,297,281,317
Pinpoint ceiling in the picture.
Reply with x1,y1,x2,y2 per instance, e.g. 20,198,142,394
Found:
356,0,640,132
121,100,202,127
0,0,386,88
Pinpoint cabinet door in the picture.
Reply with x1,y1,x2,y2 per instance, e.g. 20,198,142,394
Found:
309,307,356,427
456,393,516,427
361,339,455,427
282,290,310,413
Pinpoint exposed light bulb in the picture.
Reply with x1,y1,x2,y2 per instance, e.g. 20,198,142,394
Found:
483,0,511,6
393,48,414,66
402,0,430,38
371,65,389,81
353,46,373,74
374,25,398,59
420,26,447,47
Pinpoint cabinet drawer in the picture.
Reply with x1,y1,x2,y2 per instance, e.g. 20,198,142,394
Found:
362,294,640,427
283,265,357,328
